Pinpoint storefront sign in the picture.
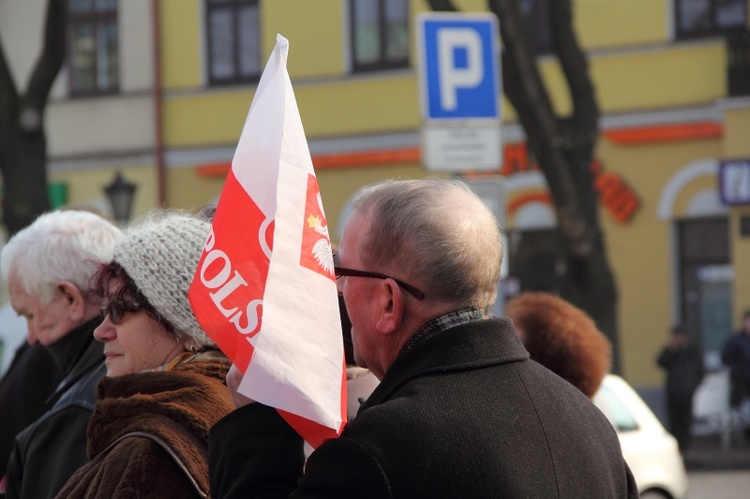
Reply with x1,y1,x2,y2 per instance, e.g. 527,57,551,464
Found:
719,159,750,205
501,143,641,224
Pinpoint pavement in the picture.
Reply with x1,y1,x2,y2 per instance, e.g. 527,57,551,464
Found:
635,384,750,471
686,469,750,499
684,433,750,471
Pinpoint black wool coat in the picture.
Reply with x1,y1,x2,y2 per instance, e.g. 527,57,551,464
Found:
0,343,64,479
6,319,105,499
210,317,639,498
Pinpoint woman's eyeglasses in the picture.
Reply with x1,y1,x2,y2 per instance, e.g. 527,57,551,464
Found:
100,300,142,325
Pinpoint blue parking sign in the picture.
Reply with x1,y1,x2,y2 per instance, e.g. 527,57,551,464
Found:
418,13,501,121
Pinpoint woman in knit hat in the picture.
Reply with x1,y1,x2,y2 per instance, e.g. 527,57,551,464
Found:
56,210,233,499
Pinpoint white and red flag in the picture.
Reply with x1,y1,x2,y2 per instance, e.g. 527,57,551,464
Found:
188,35,346,447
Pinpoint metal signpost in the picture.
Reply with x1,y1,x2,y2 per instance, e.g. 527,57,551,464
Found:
417,13,507,314
462,177,508,317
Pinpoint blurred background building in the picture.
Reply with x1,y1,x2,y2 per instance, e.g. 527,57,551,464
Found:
0,0,748,397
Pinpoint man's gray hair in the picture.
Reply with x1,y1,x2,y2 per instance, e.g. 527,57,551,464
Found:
1,210,123,304
351,179,502,308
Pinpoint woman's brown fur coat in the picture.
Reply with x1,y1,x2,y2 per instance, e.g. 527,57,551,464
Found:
56,353,232,498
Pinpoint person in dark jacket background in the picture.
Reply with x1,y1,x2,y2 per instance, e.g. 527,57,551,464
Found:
722,310,750,412
0,343,63,487
657,324,705,453
0,210,122,499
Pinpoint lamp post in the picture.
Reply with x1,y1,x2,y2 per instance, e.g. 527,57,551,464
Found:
104,172,137,225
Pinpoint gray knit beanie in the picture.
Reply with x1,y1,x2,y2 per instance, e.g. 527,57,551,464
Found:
113,211,213,347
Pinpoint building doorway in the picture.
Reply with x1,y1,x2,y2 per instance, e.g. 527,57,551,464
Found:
677,218,733,369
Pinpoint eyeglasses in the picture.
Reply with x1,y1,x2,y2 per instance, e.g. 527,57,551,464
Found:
334,267,425,300
100,300,142,325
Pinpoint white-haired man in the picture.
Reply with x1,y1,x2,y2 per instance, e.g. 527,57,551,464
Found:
209,179,638,498
1,210,122,499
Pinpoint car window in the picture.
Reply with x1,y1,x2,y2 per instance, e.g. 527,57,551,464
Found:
593,384,639,433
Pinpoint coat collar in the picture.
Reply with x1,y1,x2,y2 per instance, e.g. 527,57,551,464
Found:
360,317,529,412
47,316,102,375
44,317,104,407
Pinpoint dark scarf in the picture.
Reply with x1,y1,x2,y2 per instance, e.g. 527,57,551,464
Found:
46,316,102,375
399,307,486,355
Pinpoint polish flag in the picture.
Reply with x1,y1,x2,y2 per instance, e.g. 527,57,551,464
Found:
188,35,346,447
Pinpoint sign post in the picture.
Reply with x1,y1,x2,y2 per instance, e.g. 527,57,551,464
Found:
417,13,502,172
462,177,507,316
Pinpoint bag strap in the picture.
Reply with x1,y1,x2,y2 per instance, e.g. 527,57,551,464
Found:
104,431,208,498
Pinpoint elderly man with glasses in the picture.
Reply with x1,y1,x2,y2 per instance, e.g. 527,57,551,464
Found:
1,210,122,499
209,179,638,498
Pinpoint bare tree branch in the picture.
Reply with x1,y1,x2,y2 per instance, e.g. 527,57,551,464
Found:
0,37,19,105
487,0,591,254
24,0,68,130
0,16,21,192
0,0,63,234
548,0,597,140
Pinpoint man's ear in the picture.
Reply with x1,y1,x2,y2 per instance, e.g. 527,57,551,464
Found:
57,281,86,321
375,279,404,336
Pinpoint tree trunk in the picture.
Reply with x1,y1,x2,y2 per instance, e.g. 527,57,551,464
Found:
427,0,622,374
0,0,67,236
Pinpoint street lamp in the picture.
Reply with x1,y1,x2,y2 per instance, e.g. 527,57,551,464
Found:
104,172,137,225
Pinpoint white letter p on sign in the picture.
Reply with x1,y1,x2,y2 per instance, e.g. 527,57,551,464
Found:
437,28,483,111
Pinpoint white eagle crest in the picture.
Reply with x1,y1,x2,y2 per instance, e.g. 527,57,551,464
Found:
309,192,334,274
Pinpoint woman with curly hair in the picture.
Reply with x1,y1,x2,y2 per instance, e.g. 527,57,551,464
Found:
505,292,611,399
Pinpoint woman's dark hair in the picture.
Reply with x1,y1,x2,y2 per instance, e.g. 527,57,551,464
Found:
89,261,178,336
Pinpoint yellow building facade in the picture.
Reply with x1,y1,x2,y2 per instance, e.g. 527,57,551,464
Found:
7,0,745,388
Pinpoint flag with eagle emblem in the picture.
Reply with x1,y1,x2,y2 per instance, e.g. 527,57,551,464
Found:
188,35,347,448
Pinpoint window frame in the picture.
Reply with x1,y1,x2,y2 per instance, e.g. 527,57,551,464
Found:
205,0,261,87
349,0,409,73
66,0,119,98
673,0,747,40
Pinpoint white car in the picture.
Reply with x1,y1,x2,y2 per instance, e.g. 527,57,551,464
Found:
593,374,688,499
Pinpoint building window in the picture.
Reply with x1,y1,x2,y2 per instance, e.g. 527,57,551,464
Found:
67,0,119,96
674,0,747,39
206,0,261,86
520,0,551,55
350,0,408,72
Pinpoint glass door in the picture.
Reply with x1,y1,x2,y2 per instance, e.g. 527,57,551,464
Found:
677,218,732,369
